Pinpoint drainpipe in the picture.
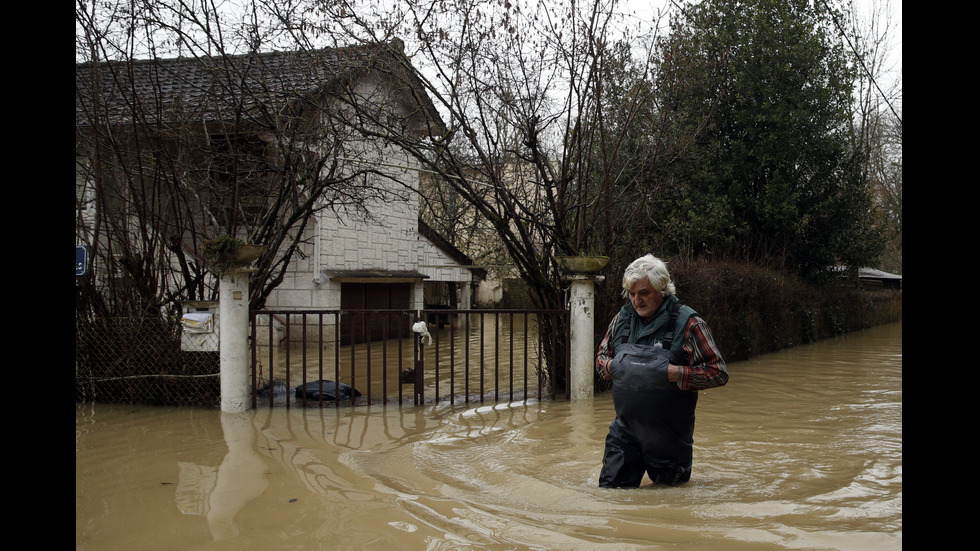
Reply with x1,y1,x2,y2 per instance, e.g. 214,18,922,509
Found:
312,216,323,285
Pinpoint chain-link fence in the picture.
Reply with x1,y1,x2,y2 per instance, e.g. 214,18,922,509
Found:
75,315,221,407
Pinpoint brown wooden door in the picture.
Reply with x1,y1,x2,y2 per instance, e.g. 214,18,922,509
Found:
340,283,411,344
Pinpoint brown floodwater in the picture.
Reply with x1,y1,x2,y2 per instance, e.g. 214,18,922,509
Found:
76,321,901,550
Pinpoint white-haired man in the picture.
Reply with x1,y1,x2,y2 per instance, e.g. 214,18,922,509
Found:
595,254,729,487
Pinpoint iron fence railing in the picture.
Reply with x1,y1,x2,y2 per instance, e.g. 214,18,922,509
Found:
250,309,568,408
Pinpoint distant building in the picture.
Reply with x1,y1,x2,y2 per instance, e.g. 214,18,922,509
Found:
833,266,902,290
856,267,902,290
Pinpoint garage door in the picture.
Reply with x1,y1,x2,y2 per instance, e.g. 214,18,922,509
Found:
340,283,411,344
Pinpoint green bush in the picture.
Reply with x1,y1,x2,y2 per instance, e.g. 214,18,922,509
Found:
671,261,902,363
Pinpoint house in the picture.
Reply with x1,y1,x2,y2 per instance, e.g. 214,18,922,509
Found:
832,266,902,290
76,40,483,330
856,267,902,290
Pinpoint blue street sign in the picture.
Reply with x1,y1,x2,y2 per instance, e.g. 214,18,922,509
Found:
76,245,88,276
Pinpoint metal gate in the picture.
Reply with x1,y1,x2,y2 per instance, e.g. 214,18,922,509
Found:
250,308,569,408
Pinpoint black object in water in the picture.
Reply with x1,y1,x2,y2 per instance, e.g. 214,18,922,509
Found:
256,381,289,398
294,380,362,401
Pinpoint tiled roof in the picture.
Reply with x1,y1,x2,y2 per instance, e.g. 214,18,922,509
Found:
858,267,901,280
76,41,443,131
831,266,902,280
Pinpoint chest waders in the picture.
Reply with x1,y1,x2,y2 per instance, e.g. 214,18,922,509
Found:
598,301,698,487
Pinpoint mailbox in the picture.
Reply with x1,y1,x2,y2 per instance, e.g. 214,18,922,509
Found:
180,301,219,352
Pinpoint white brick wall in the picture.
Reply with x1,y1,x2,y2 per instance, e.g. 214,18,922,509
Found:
265,142,432,311
262,77,475,313
418,237,473,282
319,180,418,272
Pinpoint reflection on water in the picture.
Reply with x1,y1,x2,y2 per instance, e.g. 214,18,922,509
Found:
76,322,901,550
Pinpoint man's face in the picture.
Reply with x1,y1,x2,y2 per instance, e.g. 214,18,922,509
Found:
629,277,663,321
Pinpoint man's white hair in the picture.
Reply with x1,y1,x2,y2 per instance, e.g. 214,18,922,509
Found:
622,254,676,298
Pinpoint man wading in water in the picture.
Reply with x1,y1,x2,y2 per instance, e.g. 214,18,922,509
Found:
595,254,729,487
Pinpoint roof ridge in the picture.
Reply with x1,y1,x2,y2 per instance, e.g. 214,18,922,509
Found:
75,41,388,68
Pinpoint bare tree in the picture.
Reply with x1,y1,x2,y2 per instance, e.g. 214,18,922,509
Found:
76,1,441,317
287,0,681,391
75,0,692,392
847,0,902,274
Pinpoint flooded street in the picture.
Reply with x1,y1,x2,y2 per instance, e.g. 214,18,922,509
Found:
76,321,901,550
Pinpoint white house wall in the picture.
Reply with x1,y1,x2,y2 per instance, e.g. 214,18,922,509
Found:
321,151,418,277
263,147,473,311
263,154,420,309
264,190,476,314
418,236,473,283
259,74,476,314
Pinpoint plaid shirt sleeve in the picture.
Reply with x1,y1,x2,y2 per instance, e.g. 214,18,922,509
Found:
675,315,729,390
595,313,620,380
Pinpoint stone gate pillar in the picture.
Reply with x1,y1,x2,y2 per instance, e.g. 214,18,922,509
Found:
566,274,605,400
559,255,609,401
219,269,252,412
